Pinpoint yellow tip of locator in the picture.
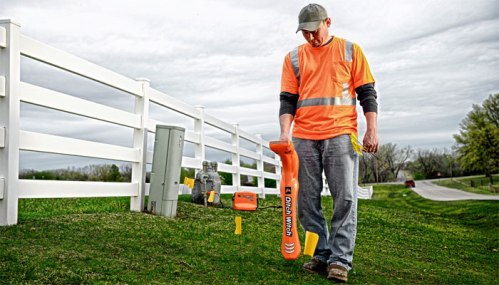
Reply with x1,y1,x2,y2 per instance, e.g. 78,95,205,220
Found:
304,231,319,257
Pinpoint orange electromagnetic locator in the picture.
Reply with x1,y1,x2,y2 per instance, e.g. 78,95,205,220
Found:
269,140,301,260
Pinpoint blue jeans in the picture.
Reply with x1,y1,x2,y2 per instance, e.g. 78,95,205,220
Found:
293,135,358,271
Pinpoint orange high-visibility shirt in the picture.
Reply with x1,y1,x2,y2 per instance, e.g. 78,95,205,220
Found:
280,37,375,140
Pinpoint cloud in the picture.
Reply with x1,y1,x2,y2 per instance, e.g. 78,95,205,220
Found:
1,0,498,170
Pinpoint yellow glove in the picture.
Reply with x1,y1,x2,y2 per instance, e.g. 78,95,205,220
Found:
350,133,364,156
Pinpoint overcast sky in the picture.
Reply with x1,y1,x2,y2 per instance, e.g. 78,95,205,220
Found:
1,0,498,170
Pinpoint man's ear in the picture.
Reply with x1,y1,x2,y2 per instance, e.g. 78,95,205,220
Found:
325,17,331,28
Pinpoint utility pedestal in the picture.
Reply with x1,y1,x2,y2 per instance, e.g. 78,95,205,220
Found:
147,125,185,218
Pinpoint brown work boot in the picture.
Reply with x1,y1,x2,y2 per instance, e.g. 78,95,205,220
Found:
327,264,348,282
302,257,327,274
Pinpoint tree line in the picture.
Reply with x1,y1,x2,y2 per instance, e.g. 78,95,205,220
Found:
361,94,498,183
359,145,466,183
20,164,132,182
16,147,472,186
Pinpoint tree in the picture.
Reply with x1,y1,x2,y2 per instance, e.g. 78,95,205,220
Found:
440,149,463,179
454,94,499,180
359,153,376,183
108,164,123,182
393,145,413,180
120,164,132,182
19,164,130,182
378,143,413,182
359,143,412,183
415,149,440,179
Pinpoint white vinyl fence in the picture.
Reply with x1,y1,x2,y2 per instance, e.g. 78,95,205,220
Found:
0,20,372,226
0,19,282,226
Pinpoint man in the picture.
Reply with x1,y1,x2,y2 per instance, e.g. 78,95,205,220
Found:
278,3,379,283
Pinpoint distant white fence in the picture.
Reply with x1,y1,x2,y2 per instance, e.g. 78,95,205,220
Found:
358,185,373,199
0,19,282,225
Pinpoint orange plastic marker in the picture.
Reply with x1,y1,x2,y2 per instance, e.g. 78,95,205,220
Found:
269,140,301,260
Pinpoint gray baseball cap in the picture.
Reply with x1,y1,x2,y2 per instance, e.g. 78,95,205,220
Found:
296,3,328,33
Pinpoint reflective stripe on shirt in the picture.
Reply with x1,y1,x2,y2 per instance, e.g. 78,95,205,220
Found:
297,97,356,108
345,40,353,62
342,83,350,98
290,47,300,85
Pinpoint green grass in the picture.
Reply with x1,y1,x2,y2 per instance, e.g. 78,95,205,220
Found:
0,185,498,284
433,175,499,195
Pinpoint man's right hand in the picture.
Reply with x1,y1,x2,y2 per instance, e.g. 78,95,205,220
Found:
279,133,291,141
279,114,294,142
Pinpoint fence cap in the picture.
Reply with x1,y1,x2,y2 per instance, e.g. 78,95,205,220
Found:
0,19,21,26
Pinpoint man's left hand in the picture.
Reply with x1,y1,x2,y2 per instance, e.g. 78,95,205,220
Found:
363,129,379,153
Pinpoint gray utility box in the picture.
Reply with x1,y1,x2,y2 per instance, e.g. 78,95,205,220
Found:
147,125,185,218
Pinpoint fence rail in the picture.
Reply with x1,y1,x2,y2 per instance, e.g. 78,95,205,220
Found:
0,19,282,226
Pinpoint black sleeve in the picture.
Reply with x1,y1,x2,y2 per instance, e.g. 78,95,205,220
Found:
355,83,378,114
279,92,299,116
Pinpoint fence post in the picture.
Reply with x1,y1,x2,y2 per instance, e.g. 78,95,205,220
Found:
130,78,150,212
256,134,265,198
0,20,21,226
232,123,241,191
194,105,205,167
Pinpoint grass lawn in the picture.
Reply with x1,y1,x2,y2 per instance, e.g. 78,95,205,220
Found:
0,185,498,284
433,175,499,195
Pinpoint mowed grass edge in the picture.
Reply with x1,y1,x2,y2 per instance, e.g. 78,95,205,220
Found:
432,174,499,195
0,185,497,284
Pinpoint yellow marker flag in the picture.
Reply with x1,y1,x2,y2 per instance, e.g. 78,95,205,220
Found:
208,191,215,203
303,231,319,257
349,133,364,156
183,177,194,189
235,216,242,235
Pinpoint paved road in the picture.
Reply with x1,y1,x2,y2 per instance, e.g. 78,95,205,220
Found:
411,180,499,201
